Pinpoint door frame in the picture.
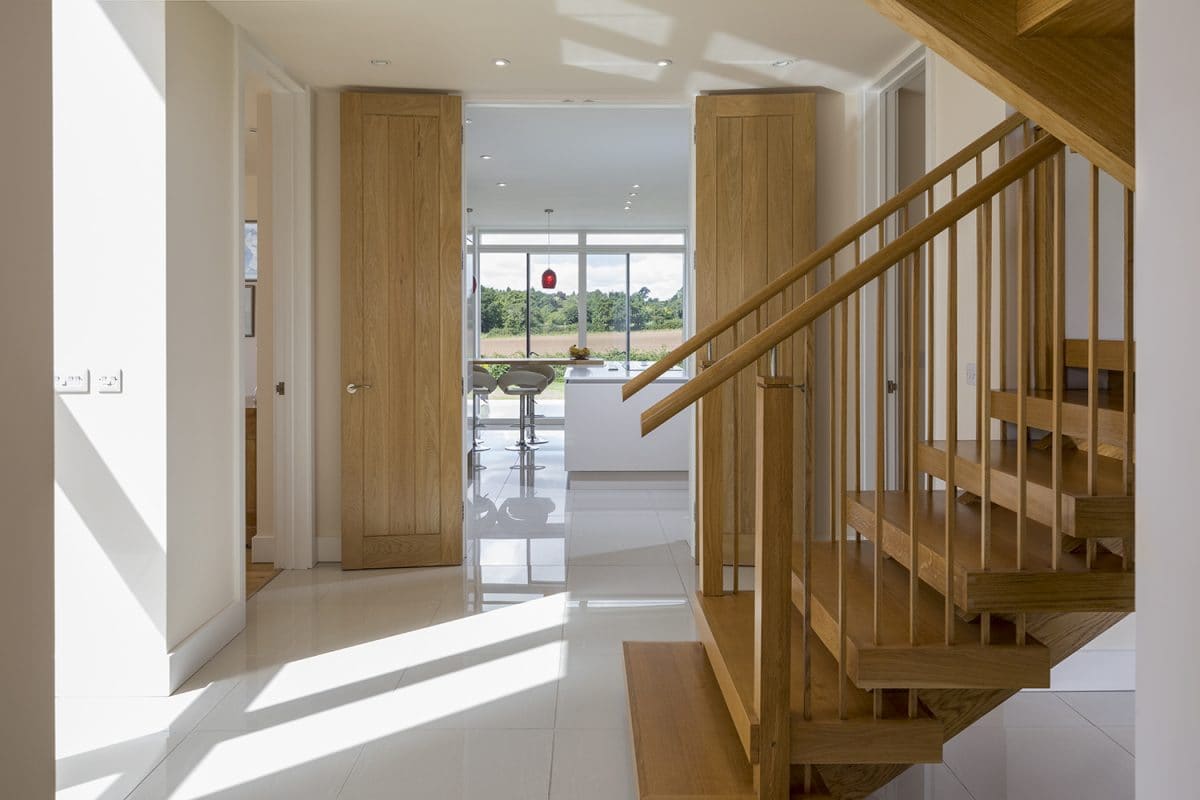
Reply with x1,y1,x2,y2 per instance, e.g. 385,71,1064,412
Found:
861,45,927,491
236,31,315,573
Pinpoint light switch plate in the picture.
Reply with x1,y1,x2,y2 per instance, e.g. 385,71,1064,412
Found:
96,370,123,394
54,369,90,394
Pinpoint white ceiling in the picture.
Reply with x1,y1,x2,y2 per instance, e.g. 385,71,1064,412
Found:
465,105,690,229
211,0,914,99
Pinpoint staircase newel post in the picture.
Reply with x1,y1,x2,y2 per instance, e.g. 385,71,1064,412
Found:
698,359,726,596
753,369,794,798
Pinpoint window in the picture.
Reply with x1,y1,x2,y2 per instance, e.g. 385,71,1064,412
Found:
474,228,687,371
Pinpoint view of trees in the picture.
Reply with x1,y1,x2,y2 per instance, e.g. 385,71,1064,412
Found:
479,286,684,337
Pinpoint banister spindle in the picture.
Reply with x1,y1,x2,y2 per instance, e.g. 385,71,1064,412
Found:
874,270,886,647
926,188,936,490
945,172,958,646
907,207,920,712
980,159,995,644
1052,152,1066,572
1016,134,1030,575
1122,188,1134,570
837,300,849,720
854,239,863,495
1086,165,1100,569
998,136,1009,443
803,271,815,720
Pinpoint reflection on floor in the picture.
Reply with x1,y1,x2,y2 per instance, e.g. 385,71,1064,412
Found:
55,428,1134,799
245,550,281,599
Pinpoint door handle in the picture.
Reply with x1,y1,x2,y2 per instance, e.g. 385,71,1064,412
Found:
346,383,373,394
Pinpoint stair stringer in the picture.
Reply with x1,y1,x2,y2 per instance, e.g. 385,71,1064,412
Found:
813,609,1128,798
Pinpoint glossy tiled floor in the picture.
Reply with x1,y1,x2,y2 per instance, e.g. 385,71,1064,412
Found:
56,429,1134,799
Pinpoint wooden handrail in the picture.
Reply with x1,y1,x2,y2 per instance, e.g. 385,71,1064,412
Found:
640,133,1064,436
622,112,1028,402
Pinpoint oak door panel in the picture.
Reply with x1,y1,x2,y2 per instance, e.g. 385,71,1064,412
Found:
341,92,462,569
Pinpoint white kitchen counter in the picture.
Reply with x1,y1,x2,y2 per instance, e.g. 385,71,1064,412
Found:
564,362,692,472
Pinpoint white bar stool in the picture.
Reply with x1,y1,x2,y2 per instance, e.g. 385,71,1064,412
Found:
497,369,549,461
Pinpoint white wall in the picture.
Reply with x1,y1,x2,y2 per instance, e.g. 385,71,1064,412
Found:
0,0,55,791
54,0,241,696
164,0,239,651
1136,0,1200,793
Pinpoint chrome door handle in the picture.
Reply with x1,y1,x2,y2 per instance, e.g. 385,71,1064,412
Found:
346,383,373,394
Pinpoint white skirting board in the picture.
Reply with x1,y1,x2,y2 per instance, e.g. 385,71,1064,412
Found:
167,599,245,692
251,533,273,563
317,535,341,562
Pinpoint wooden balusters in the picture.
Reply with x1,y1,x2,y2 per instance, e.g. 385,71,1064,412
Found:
1123,188,1135,570
979,154,995,646
999,135,1009,428
836,300,849,720
854,239,863,495
907,208,920,718
875,267,886,647
945,172,958,647
926,189,936,490
803,269,815,718
1052,152,1066,571
698,355,725,595
1016,134,1030,573
1086,166,1100,569
753,372,794,799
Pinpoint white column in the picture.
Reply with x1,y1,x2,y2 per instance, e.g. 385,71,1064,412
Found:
1136,0,1200,794
0,0,55,792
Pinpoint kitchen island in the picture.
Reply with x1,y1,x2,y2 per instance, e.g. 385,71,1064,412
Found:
564,362,691,472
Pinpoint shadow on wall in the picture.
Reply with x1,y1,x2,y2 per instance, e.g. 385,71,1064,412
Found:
55,395,165,636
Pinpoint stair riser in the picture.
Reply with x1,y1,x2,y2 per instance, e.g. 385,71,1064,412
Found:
991,390,1126,447
915,445,1134,539
790,574,1050,689
846,497,1136,613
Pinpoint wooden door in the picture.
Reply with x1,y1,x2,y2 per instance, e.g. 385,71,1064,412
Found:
695,93,816,562
340,92,463,569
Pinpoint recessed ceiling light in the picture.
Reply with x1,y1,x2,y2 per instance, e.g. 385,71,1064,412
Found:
496,182,508,188
655,58,673,67
493,58,511,67
465,118,473,125
369,58,391,66
772,59,793,68
562,98,575,103
480,154,493,160
583,99,596,104
624,206,632,212
632,184,640,189
628,192,638,197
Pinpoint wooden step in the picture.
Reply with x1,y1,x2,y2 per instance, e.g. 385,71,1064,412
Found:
791,539,1050,689
692,591,943,766
1064,339,1133,372
623,642,831,799
990,388,1128,447
846,490,1134,613
918,440,1133,539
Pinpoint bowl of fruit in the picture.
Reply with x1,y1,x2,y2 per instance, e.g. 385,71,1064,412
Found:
568,345,591,360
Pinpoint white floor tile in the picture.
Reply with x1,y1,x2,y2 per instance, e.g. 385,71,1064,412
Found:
549,728,638,800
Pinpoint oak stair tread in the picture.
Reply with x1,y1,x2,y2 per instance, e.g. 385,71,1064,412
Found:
846,490,1134,613
791,538,1050,689
692,591,944,766
623,642,832,799
990,388,1128,446
918,439,1133,538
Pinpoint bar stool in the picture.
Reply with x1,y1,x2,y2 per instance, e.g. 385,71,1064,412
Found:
524,363,557,445
498,369,549,456
470,368,497,469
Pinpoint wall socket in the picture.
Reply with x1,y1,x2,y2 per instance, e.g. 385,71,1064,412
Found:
54,369,90,393
96,370,123,394
965,362,977,387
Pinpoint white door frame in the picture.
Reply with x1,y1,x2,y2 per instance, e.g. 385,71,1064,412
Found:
860,46,927,491
237,31,316,572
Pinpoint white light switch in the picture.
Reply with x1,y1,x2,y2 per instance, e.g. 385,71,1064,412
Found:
54,369,90,394
97,370,123,394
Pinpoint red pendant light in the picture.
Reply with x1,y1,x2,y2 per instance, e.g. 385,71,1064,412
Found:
540,208,557,290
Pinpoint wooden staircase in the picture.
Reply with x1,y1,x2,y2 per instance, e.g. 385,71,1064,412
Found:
621,108,1134,797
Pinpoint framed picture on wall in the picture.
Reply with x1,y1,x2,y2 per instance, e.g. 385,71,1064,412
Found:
242,284,256,338
244,220,259,282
